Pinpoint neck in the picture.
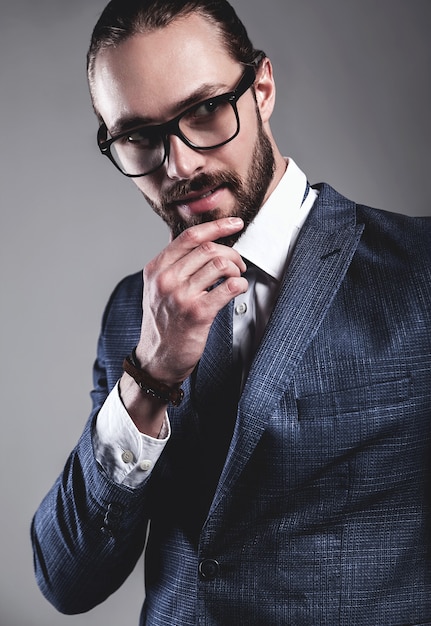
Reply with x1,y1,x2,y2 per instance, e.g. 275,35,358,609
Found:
262,144,288,205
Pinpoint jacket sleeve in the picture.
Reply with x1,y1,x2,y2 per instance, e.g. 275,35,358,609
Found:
31,274,150,615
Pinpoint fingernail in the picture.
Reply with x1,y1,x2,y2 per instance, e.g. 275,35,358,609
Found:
229,217,244,227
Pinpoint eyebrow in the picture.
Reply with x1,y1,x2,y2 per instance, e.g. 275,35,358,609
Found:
108,81,232,137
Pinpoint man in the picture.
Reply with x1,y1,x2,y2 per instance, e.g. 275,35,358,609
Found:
31,0,431,624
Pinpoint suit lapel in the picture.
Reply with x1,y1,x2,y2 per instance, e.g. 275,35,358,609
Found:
206,184,364,519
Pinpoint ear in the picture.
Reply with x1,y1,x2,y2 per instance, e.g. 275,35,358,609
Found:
254,57,276,123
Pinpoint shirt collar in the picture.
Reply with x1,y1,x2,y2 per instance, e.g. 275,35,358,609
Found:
233,157,313,281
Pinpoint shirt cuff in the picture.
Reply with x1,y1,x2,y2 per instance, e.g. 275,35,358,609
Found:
93,381,170,488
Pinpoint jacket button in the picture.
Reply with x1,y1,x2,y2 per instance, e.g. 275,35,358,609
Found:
198,558,220,581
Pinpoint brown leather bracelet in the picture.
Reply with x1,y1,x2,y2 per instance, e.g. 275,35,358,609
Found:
122,349,184,406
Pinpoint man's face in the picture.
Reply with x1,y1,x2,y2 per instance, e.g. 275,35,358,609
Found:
93,13,276,244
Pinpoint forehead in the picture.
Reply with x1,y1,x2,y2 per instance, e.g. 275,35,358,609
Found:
93,13,240,128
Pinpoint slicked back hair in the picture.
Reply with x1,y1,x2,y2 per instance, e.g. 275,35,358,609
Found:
87,0,260,116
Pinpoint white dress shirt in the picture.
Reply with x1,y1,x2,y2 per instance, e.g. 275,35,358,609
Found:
94,158,317,487
232,158,316,386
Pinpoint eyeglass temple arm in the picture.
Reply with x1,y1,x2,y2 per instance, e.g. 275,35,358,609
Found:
252,50,266,69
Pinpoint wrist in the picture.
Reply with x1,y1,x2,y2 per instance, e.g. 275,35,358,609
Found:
119,373,168,437
123,348,184,406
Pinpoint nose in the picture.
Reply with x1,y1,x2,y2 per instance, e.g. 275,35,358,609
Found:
165,134,206,180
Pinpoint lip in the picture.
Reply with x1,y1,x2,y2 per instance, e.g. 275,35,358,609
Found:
174,186,227,216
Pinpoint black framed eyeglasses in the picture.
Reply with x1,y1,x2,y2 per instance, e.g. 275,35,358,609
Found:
97,53,265,177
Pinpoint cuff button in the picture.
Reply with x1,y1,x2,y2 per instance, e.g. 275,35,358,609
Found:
139,459,152,471
121,450,134,464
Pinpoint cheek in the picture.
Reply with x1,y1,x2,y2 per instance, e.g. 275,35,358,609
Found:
224,106,259,174
210,129,256,181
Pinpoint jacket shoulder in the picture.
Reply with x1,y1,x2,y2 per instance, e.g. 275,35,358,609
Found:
355,202,431,266
314,183,431,261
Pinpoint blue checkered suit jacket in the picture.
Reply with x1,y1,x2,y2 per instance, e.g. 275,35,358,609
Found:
32,184,431,625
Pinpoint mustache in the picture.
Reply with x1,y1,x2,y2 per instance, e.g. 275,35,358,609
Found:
160,170,242,207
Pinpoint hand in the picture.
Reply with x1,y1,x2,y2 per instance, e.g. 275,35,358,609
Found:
136,217,248,385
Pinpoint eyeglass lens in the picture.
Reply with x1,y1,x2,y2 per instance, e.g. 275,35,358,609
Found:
110,98,239,176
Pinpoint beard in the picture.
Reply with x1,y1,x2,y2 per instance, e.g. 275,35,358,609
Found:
140,116,276,247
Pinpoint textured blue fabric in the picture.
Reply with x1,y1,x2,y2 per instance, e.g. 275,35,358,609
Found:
31,184,431,625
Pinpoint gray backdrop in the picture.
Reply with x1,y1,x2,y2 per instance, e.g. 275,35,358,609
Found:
1,1,430,624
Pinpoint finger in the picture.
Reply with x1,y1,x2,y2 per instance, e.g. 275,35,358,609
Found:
179,254,246,295
202,275,249,315
169,272,249,328
146,217,245,282
147,243,247,298
176,240,247,281
169,217,245,255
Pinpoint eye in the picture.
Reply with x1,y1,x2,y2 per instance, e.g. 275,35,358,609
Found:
189,96,228,121
127,130,151,145
118,128,159,149
127,130,145,143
